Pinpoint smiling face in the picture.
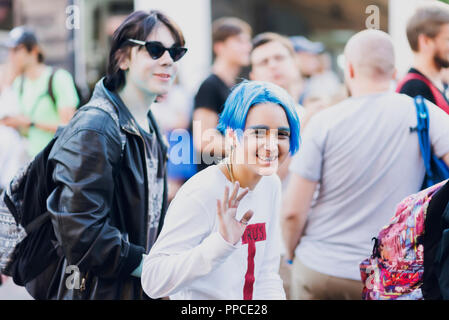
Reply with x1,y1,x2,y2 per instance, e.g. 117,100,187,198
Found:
123,23,179,96
231,102,291,177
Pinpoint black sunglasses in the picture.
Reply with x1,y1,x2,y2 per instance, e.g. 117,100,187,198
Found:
128,39,187,62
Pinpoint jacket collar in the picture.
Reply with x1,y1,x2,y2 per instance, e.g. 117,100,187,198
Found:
92,78,168,153
90,78,141,135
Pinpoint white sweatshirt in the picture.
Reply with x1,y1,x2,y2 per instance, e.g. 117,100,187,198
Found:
141,165,286,300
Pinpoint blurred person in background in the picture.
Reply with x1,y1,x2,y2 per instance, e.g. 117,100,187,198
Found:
0,60,28,193
249,32,304,117
0,57,30,299
151,77,196,201
290,35,343,108
397,3,449,114
290,36,323,78
192,17,252,173
0,26,79,158
303,52,345,106
282,29,449,300
290,35,322,104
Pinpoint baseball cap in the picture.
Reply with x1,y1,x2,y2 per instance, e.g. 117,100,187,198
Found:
289,36,324,54
2,26,38,49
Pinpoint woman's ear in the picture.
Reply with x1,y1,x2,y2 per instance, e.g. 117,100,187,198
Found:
117,47,132,71
119,57,130,71
213,42,223,57
225,128,237,152
120,63,129,70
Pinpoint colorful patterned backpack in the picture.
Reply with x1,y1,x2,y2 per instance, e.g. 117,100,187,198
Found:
360,180,447,300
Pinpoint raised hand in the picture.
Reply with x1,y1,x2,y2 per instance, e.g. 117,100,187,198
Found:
216,181,254,245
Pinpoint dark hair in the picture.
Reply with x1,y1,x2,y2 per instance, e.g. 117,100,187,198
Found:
406,3,449,52
212,17,252,45
104,10,185,91
22,43,44,63
251,32,295,57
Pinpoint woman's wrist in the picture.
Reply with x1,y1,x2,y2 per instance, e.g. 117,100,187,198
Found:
131,254,146,277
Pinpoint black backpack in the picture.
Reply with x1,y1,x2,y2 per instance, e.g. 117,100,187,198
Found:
0,103,125,287
0,131,61,285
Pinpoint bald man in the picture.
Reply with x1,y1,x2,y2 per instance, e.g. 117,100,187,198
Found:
281,30,449,300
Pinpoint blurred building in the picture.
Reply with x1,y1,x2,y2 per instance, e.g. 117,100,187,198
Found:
0,0,134,95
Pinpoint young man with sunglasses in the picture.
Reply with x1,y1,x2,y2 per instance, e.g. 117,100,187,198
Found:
20,10,187,300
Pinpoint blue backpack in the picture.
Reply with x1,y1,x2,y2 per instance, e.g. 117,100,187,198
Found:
413,95,449,189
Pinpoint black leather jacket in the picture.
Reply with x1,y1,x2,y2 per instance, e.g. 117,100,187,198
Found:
25,79,168,299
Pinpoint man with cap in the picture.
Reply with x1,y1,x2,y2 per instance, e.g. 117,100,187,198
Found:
0,26,79,158
290,35,342,107
289,36,324,79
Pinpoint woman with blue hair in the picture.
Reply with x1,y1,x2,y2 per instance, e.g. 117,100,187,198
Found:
141,80,300,300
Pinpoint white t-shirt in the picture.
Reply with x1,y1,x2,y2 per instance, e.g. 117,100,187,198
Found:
141,165,285,300
289,92,449,280
0,88,29,190
0,126,28,190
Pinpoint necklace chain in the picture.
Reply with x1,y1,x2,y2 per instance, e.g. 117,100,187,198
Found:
225,160,235,184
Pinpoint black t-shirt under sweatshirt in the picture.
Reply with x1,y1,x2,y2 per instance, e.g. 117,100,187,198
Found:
399,68,449,106
192,74,231,172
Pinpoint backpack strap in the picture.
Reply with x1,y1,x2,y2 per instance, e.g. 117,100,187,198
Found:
18,74,24,99
414,95,432,173
398,73,449,114
47,68,58,111
18,68,59,114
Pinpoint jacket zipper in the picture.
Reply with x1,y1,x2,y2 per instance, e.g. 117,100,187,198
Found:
122,124,150,252
80,271,89,292
127,128,150,297
123,125,149,299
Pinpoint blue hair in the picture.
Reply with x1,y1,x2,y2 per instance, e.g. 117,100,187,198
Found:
217,80,301,155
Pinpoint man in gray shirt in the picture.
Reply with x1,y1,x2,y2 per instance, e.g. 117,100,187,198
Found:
282,29,449,300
